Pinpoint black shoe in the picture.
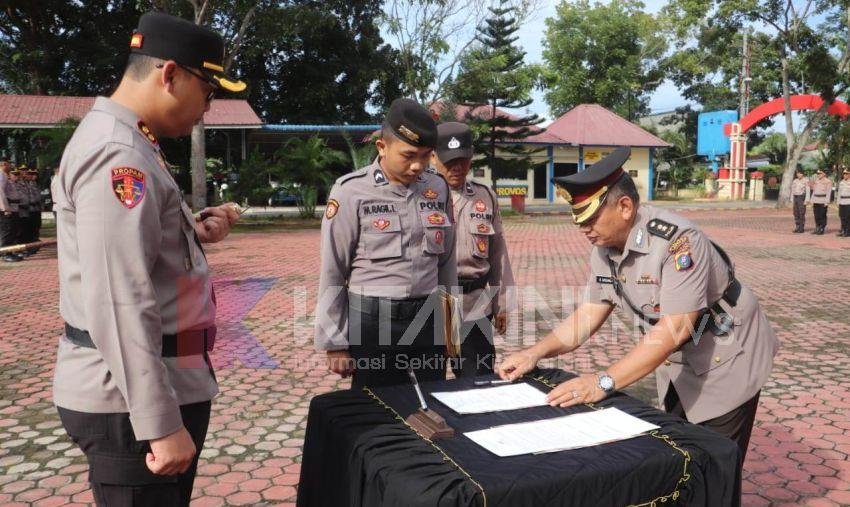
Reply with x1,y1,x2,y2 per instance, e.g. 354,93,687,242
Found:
2,254,21,263
793,227,804,233
815,228,825,235
838,232,846,237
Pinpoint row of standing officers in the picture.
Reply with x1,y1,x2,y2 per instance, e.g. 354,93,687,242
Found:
791,166,850,235
0,160,44,262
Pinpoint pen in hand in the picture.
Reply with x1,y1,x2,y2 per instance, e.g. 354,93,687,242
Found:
473,379,513,387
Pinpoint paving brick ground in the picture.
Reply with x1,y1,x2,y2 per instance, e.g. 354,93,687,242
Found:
1,207,849,506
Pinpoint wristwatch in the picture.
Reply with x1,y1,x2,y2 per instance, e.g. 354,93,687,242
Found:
597,372,616,394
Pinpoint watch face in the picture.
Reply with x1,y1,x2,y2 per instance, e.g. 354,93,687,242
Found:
599,375,615,391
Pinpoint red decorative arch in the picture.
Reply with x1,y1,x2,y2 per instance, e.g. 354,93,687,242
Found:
723,94,850,136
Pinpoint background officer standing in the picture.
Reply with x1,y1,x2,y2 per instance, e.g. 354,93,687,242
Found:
315,98,457,389
498,147,779,474
837,166,850,237
52,12,242,506
0,160,22,262
809,168,832,234
791,168,809,233
13,164,30,249
431,121,514,376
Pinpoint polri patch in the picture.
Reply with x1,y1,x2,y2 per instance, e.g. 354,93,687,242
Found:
423,188,438,199
325,199,339,219
675,252,694,271
474,199,487,213
427,212,446,225
111,167,146,209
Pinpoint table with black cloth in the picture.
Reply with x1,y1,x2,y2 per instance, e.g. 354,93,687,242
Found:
297,369,740,507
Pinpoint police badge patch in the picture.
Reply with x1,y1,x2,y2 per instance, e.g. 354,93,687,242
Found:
427,212,446,225
474,199,487,213
374,218,391,230
675,252,694,271
111,167,146,209
423,188,438,199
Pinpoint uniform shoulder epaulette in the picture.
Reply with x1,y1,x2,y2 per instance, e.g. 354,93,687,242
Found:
429,170,451,190
425,166,437,174
336,169,368,186
646,218,678,240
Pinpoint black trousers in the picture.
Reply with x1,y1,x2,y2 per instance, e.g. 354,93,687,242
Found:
664,384,760,466
840,204,850,234
29,210,41,242
57,400,211,507
452,315,496,378
813,203,828,228
0,213,15,247
348,296,446,390
13,214,27,244
793,194,806,229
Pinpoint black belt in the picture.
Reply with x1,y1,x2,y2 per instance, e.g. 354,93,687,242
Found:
64,323,215,357
348,293,431,320
458,276,488,294
814,194,826,197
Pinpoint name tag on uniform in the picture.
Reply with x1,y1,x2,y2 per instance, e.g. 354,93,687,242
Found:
596,276,615,285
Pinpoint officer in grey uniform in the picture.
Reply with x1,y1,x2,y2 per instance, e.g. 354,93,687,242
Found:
52,12,243,506
791,168,809,233
315,98,457,389
809,168,832,234
837,166,850,237
0,160,22,262
431,121,514,376
499,147,779,474
13,165,30,248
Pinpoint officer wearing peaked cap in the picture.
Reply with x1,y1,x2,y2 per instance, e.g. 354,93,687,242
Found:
52,12,243,505
0,159,22,262
498,147,779,481
431,121,515,377
315,98,458,389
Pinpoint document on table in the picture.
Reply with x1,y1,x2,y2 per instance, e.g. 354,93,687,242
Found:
464,407,660,457
430,383,549,414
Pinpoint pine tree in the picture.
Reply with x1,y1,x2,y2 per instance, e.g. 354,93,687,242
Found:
449,2,544,182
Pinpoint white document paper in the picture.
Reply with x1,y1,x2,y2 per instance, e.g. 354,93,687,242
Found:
430,383,549,414
464,407,660,457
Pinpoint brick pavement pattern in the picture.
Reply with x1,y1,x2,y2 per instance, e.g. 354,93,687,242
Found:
1,208,849,506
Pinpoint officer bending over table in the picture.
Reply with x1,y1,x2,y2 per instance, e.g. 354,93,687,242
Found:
498,147,779,470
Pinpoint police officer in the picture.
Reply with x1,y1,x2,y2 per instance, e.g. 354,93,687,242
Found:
791,168,809,233
53,12,243,506
498,147,779,472
837,166,850,237
0,160,22,262
431,122,514,376
809,168,832,234
27,167,43,252
13,165,30,249
3,166,23,260
315,98,457,389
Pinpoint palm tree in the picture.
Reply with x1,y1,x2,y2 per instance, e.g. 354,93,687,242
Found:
274,136,349,218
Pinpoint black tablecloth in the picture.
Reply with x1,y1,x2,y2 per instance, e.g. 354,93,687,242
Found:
297,369,740,507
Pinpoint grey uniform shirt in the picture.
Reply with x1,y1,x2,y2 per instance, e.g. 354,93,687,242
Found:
14,180,29,218
838,180,850,205
29,182,41,212
810,177,832,204
0,172,10,212
792,178,810,198
314,161,458,351
451,180,515,321
53,97,217,441
3,176,20,213
584,205,779,423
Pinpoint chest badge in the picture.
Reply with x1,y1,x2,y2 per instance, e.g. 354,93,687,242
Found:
477,223,490,234
373,218,391,230
636,274,658,285
423,188,438,199
427,212,445,225
474,199,487,213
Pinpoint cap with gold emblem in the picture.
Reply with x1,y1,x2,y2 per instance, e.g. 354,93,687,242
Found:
384,98,437,148
435,122,473,163
130,11,246,93
552,146,631,224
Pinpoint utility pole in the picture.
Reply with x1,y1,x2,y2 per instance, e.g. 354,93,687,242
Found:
739,31,752,119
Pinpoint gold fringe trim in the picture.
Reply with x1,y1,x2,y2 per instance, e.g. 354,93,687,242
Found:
362,387,488,507
528,375,692,507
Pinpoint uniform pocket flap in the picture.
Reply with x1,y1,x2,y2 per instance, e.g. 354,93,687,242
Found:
683,333,743,376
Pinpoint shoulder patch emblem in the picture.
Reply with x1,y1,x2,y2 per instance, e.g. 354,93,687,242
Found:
474,199,487,213
675,252,694,271
111,167,145,209
668,236,690,254
427,212,445,225
477,223,490,234
435,230,444,245
423,188,438,199
647,219,678,240
325,199,339,219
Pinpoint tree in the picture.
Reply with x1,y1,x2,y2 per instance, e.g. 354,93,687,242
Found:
273,136,348,218
663,0,850,207
657,130,697,198
542,0,667,119
450,2,544,183
750,133,788,165
30,117,80,168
